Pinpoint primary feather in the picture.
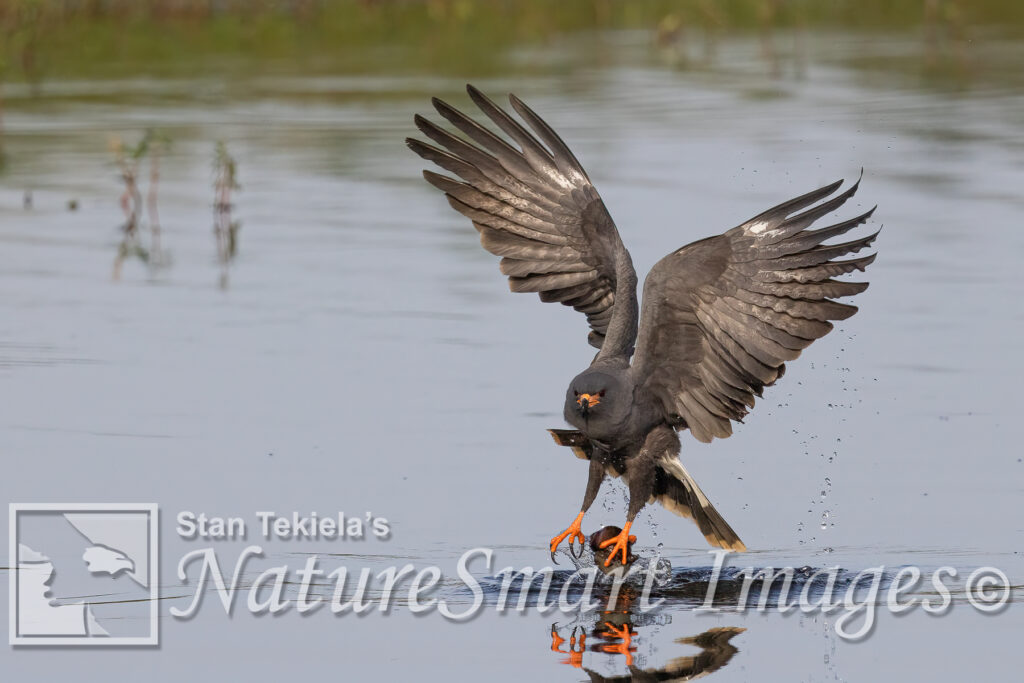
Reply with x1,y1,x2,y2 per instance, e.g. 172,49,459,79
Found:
631,175,878,442
407,85,632,351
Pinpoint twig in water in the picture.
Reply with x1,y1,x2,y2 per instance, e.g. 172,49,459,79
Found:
213,141,241,289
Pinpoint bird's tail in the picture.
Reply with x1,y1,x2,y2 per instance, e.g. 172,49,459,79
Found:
654,458,747,552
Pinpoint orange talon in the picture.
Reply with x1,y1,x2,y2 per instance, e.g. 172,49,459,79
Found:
550,511,586,554
550,627,565,652
600,622,636,666
598,522,635,566
562,631,585,668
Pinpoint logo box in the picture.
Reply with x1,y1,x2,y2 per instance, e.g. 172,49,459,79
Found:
9,503,159,646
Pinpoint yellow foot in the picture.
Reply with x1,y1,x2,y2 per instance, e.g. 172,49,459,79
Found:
550,511,586,555
598,522,636,567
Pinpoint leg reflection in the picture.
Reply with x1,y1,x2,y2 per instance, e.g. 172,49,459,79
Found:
548,526,745,679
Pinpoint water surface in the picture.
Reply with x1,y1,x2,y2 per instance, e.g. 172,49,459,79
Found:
1,25,1023,681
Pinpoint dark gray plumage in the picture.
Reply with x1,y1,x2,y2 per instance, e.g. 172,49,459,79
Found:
408,85,879,565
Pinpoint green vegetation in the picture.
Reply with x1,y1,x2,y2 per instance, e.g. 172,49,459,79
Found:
0,0,1021,84
110,129,171,279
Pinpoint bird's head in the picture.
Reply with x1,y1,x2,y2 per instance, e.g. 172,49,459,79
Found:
564,369,628,429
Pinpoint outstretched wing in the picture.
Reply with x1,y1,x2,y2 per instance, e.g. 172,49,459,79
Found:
407,85,632,349
631,176,879,443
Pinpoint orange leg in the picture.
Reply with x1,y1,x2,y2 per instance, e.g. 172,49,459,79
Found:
562,631,585,668
550,511,586,555
550,627,565,652
600,622,636,666
598,521,636,567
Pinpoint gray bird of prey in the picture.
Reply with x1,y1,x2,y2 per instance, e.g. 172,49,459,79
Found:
407,85,878,565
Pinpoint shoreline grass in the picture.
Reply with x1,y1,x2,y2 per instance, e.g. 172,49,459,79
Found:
1,1,1021,84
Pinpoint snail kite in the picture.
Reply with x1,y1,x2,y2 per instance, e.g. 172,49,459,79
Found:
408,85,878,565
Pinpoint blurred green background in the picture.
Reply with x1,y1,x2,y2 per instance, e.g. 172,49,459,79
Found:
0,0,1021,85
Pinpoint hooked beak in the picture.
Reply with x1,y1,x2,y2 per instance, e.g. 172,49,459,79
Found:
576,393,600,416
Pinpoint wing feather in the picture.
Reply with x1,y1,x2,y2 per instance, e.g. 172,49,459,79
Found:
408,85,635,349
632,177,879,443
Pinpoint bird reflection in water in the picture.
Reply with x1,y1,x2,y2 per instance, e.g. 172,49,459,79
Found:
549,527,744,680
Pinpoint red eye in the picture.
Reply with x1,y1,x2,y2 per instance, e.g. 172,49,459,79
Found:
598,389,606,397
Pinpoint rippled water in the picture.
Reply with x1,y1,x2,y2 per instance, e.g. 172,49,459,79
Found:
1,27,1023,681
